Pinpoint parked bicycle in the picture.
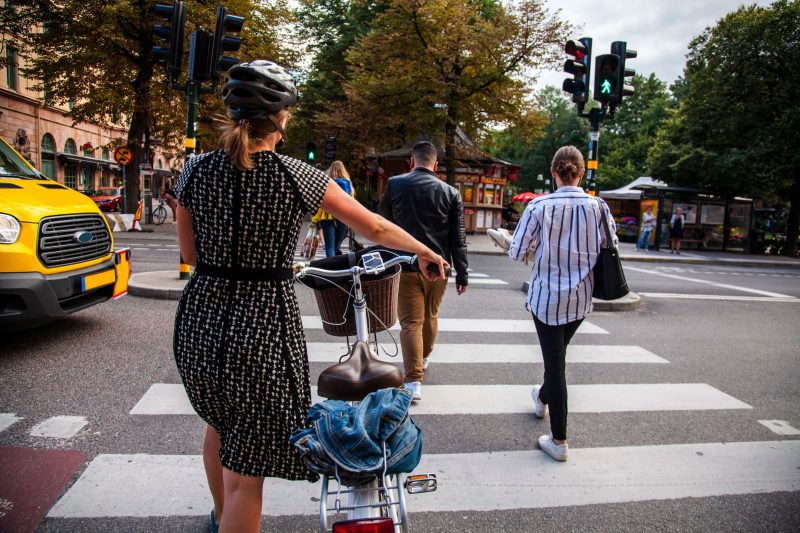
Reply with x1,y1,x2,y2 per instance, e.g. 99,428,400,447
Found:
152,198,168,225
294,249,437,533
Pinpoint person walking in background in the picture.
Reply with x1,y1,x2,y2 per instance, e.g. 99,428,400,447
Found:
311,161,354,256
636,205,656,251
379,141,469,402
670,207,685,254
507,146,616,462
163,183,178,223
173,61,447,533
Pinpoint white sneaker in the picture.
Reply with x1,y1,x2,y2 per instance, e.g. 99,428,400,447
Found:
404,381,422,402
531,385,547,419
538,434,568,462
487,228,512,251
422,358,430,371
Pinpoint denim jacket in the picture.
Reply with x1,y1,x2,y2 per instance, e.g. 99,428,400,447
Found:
290,388,422,483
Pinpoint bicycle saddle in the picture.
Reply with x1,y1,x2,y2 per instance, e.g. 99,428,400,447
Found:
317,341,403,401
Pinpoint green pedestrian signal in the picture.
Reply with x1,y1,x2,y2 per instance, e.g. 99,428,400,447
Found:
594,54,621,105
306,142,317,163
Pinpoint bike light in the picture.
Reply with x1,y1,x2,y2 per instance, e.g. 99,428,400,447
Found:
0,214,21,244
331,517,394,533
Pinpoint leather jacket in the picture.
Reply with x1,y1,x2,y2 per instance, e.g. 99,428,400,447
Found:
379,167,469,285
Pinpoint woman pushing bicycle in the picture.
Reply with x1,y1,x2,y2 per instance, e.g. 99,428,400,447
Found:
172,60,448,533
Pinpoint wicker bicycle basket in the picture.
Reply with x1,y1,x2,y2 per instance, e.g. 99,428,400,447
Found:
312,266,401,337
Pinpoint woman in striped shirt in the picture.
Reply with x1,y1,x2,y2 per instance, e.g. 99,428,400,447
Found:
507,145,616,462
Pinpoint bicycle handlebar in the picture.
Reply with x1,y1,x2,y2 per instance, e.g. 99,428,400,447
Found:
295,254,417,280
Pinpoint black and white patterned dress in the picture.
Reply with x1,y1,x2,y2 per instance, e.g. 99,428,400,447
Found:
173,149,328,480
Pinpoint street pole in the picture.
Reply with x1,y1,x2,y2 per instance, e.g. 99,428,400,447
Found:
584,107,604,196
177,80,199,280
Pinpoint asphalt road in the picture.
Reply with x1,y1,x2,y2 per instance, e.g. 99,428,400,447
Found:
1,238,799,532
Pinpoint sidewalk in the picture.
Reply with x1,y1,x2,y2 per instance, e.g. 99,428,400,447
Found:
467,233,800,269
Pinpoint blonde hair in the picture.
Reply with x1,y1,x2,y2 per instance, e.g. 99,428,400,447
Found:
551,145,585,183
326,160,350,181
218,110,289,171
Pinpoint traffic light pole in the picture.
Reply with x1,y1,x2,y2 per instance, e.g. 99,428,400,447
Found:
583,107,604,196
177,80,200,280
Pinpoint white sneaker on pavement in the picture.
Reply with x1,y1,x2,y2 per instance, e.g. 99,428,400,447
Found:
538,434,568,462
422,358,430,371
531,385,547,419
487,228,512,251
404,381,422,402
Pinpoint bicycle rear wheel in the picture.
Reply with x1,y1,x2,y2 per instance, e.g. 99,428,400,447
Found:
153,205,167,225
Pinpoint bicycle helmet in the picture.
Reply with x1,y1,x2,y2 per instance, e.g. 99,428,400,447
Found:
222,60,298,120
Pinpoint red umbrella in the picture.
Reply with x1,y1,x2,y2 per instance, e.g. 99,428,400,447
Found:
511,191,540,203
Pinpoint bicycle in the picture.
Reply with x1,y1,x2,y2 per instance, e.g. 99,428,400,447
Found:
152,198,168,225
295,250,438,533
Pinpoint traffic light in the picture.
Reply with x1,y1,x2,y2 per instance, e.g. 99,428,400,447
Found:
187,31,213,83
610,41,637,105
562,37,592,108
593,54,620,106
152,1,186,82
211,6,244,80
324,135,336,161
306,142,317,163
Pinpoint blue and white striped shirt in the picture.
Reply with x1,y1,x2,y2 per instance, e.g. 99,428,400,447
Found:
508,186,617,326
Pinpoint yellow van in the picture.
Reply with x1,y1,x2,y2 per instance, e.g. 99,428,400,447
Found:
0,136,130,333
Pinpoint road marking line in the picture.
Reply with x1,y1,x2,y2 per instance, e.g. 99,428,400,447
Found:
48,441,800,518
301,316,609,334
625,265,792,298
638,293,799,302
451,272,489,278
29,416,88,439
155,248,173,252
306,343,669,364
0,413,21,434
758,420,800,436
131,383,749,416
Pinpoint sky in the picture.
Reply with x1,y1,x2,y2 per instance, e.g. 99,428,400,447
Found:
536,0,774,91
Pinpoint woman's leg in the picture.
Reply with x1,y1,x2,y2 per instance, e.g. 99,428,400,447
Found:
675,238,681,253
334,221,348,255
320,221,336,257
219,468,265,533
532,314,568,443
203,426,224,523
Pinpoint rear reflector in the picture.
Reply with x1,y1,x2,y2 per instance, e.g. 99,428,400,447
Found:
332,517,394,533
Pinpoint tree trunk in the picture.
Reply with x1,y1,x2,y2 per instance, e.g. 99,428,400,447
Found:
124,111,147,214
782,174,800,257
444,104,457,186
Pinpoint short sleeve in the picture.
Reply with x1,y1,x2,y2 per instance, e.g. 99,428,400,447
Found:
277,154,330,214
174,152,212,214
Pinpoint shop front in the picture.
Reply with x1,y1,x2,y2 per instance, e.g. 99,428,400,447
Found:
451,173,507,233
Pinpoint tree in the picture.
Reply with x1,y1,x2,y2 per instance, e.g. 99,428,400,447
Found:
648,0,800,255
597,73,674,190
2,0,292,212
333,0,570,185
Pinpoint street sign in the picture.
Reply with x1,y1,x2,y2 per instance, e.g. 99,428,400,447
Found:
114,146,134,166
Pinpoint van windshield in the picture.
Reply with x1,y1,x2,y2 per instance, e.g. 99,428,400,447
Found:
0,140,40,179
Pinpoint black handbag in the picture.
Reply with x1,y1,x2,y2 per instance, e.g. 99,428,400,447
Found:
592,198,629,301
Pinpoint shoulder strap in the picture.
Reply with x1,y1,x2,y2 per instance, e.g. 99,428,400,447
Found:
593,197,615,251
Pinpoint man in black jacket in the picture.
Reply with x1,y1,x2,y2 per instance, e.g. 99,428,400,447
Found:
379,141,468,401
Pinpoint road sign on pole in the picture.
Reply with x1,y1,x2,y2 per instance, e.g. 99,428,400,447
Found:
114,146,133,166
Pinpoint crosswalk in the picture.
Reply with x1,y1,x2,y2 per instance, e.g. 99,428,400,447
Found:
34,313,800,525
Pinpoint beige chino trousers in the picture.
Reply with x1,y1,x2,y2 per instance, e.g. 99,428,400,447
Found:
397,272,448,383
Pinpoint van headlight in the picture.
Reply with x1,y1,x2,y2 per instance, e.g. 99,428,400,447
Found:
0,214,21,244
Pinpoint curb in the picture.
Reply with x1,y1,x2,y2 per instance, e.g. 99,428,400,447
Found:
521,281,643,312
129,271,188,300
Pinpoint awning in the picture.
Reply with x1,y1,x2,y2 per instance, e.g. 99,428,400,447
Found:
57,152,114,168
153,169,174,177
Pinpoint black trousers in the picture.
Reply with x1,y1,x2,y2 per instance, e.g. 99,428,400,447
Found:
533,314,583,441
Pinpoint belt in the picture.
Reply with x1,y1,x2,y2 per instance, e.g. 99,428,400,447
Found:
195,261,294,281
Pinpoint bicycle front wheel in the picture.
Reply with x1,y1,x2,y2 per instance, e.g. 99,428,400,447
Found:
153,205,167,225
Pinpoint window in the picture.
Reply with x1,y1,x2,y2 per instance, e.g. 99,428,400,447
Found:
64,164,76,188
101,147,109,160
81,166,93,191
40,134,56,179
64,138,77,154
68,99,75,111
6,45,18,91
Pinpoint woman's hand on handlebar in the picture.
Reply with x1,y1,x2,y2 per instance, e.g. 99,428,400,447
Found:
418,251,449,282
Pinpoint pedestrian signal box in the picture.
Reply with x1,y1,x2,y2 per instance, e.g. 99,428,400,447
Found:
594,54,620,105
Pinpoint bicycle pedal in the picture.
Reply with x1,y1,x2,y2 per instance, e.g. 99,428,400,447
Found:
404,473,437,494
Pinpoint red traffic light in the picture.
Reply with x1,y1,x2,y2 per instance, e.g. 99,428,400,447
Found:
565,39,588,60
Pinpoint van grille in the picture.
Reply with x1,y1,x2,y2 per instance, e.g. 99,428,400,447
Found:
38,214,111,267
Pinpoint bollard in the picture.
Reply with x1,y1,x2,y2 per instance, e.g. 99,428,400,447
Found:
179,254,191,280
